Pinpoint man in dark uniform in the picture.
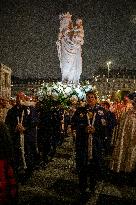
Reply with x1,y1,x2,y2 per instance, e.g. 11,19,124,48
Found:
37,100,64,165
5,92,26,179
23,103,39,173
72,91,109,194
38,106,53,165
5,93,39,181
51,103,64,149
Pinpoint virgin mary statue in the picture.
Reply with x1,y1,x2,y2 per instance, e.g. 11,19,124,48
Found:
56,12,84,84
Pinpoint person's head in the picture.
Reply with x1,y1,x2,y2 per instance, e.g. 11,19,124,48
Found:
16,91,26,105
32,96,38,102
76,18,82,26
128,92,136,108
78,99,85,107
86,91,97,107
25,96,31,102
101,101,110,110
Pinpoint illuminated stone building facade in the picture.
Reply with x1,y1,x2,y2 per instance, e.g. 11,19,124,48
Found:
0,63,12,99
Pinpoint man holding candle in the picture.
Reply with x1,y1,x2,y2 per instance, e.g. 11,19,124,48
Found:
72,91,109,195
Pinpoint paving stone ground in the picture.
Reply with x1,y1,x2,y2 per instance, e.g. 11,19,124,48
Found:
18,135,136,205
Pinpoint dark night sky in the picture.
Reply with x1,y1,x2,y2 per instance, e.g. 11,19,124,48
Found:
0,0,136,79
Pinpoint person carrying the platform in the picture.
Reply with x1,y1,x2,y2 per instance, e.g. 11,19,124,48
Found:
72,90,109,194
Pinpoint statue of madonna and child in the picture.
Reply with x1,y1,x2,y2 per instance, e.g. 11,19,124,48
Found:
56,12,84,84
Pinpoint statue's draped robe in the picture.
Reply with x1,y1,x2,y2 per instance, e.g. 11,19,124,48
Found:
111,108,136,172
57,35,82,83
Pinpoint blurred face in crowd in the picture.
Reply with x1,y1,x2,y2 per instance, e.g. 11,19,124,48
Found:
104,105,109,110
86,93,97,107
25,96,31,102
16,92,26,105
101,102,110,111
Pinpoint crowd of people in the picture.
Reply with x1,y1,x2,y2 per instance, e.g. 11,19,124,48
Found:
0,89,136,204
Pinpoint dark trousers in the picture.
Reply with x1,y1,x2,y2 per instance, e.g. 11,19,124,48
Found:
77,149,106,193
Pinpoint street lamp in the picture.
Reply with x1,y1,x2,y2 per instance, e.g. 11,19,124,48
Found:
107,61,112,81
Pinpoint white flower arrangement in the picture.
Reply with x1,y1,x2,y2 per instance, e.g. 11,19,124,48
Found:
37,81,93,108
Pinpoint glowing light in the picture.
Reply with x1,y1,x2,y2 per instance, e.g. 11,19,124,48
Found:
107,61,112,66
106,60,112,80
